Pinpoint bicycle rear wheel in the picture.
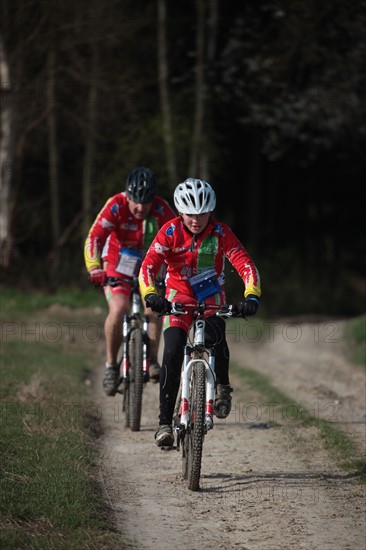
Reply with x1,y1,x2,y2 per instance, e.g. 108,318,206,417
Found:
185,362,206,491
128,322,144,432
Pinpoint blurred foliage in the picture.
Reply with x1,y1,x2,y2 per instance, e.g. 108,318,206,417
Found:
1,0,365,316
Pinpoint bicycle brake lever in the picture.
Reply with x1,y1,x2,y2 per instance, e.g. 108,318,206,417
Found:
217,305,234,317
169,302,187,315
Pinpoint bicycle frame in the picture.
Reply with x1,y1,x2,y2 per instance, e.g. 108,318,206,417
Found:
106,276,150,431
169,302,237,490
173,303,236,447
105,276,150,382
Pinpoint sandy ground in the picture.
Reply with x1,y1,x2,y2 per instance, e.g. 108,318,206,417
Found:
92,317,365,550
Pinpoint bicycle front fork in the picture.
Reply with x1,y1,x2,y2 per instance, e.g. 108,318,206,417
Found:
179,351,216,431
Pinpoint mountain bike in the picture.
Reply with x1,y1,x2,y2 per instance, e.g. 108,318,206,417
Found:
106,276,150,432
168,301,239,491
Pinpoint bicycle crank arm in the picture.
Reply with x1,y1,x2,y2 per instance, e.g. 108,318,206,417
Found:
174,424,186,452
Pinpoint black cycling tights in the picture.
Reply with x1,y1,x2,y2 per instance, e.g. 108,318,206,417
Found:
159,316,230,425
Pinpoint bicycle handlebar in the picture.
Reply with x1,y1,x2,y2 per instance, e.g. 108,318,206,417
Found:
168,302,240,318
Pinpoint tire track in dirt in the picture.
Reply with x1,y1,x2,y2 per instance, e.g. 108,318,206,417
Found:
228,317,366,455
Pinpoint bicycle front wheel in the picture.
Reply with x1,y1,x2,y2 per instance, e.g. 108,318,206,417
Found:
128,323,144,432
122,378,130,428
186,361,206,491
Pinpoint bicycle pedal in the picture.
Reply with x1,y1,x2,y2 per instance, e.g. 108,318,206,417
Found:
173,415,181,427
160,445,177,451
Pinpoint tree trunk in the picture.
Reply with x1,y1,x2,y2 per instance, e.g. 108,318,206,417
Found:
246,129,262,249
0,34,14,267
201,0,218,182
189,0,205,178
207,0,218,64
157,0,177,191
82,38,98,240
47,49,60,251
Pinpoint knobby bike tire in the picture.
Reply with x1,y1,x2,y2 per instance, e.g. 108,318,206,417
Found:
128,322,144,432
121,332,130,429
182,417,188,480
186,361,206,491
122,378,130,428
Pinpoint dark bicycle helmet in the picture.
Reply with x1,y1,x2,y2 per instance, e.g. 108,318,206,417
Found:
125,167,157,204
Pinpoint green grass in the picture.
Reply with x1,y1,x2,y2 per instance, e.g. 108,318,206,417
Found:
232,363,366,481
0,287,107,316
0,297,122,548
344,314,366,367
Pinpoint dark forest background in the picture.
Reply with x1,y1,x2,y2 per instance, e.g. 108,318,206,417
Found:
1,0,365,317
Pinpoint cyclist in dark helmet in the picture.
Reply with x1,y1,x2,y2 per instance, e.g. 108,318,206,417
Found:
126,167,157,204
84,167,175,395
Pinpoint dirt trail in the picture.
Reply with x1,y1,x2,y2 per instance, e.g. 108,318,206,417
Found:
93,318,365,550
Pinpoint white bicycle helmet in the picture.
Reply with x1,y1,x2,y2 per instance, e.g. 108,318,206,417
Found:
174,178,216,214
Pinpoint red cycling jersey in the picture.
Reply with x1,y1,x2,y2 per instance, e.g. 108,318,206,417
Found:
139,216,261,307
84,192,175,278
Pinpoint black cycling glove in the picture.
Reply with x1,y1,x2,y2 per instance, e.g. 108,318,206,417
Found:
237,295,259,317
145,294,172,314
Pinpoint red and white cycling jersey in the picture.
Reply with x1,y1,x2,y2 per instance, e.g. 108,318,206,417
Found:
139,216,261,304
84,192,175,277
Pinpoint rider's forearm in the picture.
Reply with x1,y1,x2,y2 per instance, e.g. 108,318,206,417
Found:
138,272,158,300
139,237,167,299
84,235,102,272
139,255,165,299
223,228,261,299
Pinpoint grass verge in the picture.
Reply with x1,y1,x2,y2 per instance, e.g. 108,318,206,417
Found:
0,299,122,548
0,287,107,316
231,362,366,482
344,314,366,368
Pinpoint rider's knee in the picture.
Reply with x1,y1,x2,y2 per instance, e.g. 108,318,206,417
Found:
108,295,129,318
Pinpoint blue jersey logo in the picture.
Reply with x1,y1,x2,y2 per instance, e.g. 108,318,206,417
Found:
166,223,176,236
214,223,224,236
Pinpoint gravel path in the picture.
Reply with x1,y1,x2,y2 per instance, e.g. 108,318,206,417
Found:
93,317,365,549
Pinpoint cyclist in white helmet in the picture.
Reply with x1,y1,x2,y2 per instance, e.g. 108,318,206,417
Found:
139,178,261,446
